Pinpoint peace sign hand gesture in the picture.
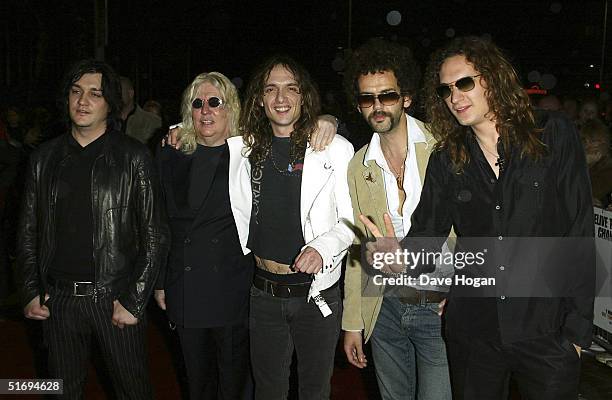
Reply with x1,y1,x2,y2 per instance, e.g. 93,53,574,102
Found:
359,213,405,274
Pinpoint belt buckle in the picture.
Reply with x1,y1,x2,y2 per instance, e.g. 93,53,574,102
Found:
73,281,91,297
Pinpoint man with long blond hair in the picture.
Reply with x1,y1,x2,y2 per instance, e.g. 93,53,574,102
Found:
360,36,594,399
155,72,253,400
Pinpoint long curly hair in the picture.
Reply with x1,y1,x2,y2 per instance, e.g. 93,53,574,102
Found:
423,36,546,172
177,72,241,155
240,55,321,165
343,37,420,109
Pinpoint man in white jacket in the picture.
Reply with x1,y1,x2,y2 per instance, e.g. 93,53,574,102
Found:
228,55,354,400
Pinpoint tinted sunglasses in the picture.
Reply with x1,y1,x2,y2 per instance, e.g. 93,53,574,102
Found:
192,96,224,109
357,91,401,108
435,74,482,99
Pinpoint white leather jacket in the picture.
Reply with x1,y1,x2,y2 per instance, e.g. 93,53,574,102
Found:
226,135,355,310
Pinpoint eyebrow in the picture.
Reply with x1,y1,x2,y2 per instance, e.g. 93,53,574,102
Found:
71,83,103,92
265,80,299,87
359,88,397,94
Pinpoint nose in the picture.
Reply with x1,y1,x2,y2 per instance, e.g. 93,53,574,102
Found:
77,92,87,105
372,96,384,110
275,88,287,103
449,85,463,104
200,100,211,114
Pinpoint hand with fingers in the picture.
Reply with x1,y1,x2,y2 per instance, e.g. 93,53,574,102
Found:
343,331,368,368
310,114,338,151
154,289,166,310
437,298,447,316
359,213,405,274
161,125,182,149
111,300,139,329
293,246,324,274
24,295,51,320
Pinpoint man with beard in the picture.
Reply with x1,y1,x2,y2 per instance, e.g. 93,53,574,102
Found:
361,36,594,400
341,38,452,400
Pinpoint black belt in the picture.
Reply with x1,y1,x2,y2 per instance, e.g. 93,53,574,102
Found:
48,276,95,297
396,288,447,305
253,274,311,298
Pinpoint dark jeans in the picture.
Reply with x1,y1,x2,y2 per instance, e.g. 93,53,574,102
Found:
370,298,451,400
176,322,250,400
447,332,581,400
249,284,341,400
43,290,151,400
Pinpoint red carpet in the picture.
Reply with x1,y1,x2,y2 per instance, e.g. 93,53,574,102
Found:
0,309,373,399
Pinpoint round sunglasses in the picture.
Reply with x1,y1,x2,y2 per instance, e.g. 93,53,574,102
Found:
357,91,401,108
192,96,224,109
435,74,482,99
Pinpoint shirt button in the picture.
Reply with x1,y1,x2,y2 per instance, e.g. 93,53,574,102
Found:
499,266,505,271
533,181,539,188
184,266,192,272
184,238,191,245
495,205,501,210
500,295,506,300
211,238,219,244
498,235,503,241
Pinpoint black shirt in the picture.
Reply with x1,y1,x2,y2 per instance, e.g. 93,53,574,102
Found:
49,133,106,281
402,111,595,346
248,136,310,284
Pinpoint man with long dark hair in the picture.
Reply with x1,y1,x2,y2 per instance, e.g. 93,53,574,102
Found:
233,55,355,399
361,36,594,399
18,59,168,399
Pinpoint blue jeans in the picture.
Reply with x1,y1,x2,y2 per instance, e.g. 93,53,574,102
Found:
370,297,451,400
249,284,341,400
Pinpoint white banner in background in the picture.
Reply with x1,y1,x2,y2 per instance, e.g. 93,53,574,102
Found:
594,207,612,334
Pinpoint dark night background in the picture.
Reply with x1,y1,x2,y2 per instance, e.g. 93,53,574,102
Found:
1,0,610,124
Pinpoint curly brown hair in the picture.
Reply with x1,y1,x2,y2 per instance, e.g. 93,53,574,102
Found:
343,37,420,109
423,36,546,172
240,55,321,166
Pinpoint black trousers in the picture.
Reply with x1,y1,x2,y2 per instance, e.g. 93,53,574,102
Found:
43,290,151,400
447,332,581,400
176,322,250,400
249,285,342,400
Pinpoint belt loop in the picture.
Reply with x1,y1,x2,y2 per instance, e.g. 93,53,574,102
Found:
419,290,427,306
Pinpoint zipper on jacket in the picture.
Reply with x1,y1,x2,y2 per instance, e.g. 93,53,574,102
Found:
43,154,70,288
91,153,104,302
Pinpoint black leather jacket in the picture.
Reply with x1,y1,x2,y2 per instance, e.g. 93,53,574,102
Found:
18,130,169,318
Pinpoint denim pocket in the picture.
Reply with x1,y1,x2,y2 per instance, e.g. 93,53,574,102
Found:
250,285,263,297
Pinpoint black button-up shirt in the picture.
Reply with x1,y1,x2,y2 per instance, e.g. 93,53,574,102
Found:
402,111,595,347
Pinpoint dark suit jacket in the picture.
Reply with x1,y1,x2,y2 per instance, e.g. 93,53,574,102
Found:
158,144,253,328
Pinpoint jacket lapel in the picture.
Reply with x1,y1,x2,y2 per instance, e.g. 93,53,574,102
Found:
414,119,435,185
160,150,187,215
361,159,389,235
300,146,333,231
